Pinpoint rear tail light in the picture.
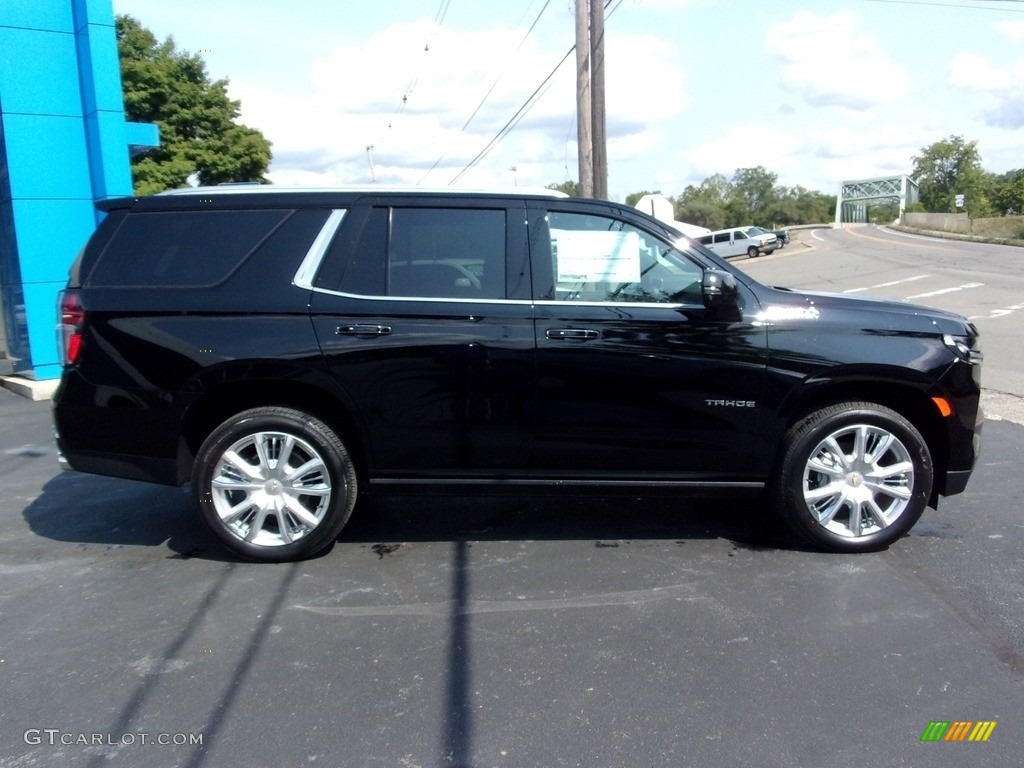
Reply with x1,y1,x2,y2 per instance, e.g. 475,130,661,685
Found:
57,290,85,365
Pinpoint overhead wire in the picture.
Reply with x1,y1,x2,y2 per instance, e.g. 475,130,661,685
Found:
356,0,453,180
858,0,1024,10
449,44,575,184
448,0,625,185
417,0,553,183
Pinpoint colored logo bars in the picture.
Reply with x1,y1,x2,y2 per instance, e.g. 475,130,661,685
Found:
921,721,997,742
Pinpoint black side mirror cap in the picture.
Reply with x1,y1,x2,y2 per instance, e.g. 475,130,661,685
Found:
702,269,739,312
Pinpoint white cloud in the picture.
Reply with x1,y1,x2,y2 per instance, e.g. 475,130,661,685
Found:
232,17,688,190
947,51,1024,129
994,19,1024,43
948,52,1016,91
766,10,912,110
678,124,801,179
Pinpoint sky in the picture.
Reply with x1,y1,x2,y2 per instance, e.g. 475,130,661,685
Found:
111,0,1024,201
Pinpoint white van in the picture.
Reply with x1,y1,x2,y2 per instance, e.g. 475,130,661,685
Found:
696,226,777,259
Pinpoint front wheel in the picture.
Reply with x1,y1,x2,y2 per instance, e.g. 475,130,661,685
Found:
747,246,760,258
770,402,932,552
192,407,358,562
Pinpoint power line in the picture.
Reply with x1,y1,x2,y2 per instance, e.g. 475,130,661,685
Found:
449,45,574,185
418,0,553,183
447,0,624,186
858,0,1024,10
460,0,553,133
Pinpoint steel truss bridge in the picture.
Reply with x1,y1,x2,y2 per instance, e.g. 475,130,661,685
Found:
835,176,919,224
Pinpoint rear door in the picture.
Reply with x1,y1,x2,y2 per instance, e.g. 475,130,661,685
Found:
528,202,767,481
309,198,536,481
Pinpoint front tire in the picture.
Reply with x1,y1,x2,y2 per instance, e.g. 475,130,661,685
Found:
192,407,358,562
747,246,760,258
771,402,932,552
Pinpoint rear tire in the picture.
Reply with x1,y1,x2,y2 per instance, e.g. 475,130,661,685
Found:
770,402,932,552
192,407,357,562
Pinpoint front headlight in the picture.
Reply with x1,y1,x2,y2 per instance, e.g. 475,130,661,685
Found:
943,334,982,365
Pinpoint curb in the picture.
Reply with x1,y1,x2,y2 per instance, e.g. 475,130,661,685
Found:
888,224,1024,248
1,376,59,401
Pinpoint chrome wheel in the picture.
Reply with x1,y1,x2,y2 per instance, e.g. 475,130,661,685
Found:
802,424,914,538
210,431,334,547
195,408,358,561
772,402,932,552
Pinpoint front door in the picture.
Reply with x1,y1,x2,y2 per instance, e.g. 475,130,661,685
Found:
528,204,767,481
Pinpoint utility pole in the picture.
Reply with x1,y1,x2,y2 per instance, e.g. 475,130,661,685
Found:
590,0,607,200
575,0,593,198
575,1,607,200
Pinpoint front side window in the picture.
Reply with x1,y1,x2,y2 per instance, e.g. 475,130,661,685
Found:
545,211,702,304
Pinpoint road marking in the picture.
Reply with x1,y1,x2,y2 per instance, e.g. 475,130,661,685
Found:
970,302,1024,320
844,226,953,251
905,282,984,299
877,227,957,243
843,274,930,294
811,229,828,242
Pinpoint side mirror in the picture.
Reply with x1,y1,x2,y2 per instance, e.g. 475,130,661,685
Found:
702,269,739,312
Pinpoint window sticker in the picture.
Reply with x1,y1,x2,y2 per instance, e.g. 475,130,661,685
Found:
553,230,641,283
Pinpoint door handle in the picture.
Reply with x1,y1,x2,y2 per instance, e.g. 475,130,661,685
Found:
546,328,600,340
336,324,392,336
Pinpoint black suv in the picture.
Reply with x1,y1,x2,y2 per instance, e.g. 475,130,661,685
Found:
53,188,983,561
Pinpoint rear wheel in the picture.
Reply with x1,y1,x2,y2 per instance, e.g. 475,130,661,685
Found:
771,402,932,552
192,407,357,562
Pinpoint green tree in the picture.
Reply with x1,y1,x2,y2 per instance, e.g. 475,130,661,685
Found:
767,185,835,225
911,135,991,217
675,171,835,229
676,199,726,230
674,174,731,229
624,190,661,208
989,169,1024,215
728,166,778,226
117,15,272,194
546,180,580,197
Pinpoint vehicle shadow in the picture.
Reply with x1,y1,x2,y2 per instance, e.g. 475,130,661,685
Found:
23,471,805,560
21,471,232,561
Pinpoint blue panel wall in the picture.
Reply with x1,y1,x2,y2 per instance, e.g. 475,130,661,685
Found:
0,1,157,380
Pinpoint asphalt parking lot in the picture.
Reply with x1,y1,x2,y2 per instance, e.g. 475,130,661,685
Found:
2,387,1022,767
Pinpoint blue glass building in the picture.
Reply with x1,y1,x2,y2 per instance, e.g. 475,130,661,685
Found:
0,0,157,380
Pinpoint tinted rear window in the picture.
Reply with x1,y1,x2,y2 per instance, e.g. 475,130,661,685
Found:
331,206,507,299
86,210,292,288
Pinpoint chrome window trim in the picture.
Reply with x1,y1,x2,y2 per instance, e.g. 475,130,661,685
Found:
307,285,695,309
292,209,347,289
309,286,533,305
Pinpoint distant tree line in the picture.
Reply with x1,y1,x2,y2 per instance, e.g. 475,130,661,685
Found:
549,168,836,228
549,134,1024,227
